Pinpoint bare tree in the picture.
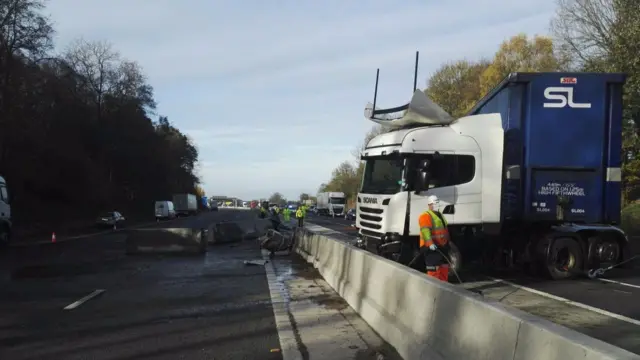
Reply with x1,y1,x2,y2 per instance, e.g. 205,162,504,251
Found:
551,0,616,67
64,39,121,116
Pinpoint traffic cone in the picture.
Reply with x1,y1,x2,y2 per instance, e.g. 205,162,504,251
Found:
51,232,56,243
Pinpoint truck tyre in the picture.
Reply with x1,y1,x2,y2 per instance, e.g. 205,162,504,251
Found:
447,241,462,274
545,237,584,280
0,224,9,248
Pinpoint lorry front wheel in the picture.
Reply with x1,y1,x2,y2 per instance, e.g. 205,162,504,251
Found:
0,225,10,247
545,237,584,280
447,241,462,274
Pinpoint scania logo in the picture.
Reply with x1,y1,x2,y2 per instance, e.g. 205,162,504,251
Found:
363,197,378,204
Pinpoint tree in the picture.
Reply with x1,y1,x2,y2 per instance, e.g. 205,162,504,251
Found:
299,193,310,202
425,59,491,118
479,34,567,94
552,0,640,203
0,0,201,232
269,192,286,205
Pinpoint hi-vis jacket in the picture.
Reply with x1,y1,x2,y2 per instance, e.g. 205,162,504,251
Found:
418,210,449,248
296,208,304,218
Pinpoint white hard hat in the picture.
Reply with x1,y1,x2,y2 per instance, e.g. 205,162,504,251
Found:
427,195,439,205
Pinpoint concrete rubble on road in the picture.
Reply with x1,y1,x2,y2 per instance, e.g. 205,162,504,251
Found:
125,228,207,255
124,213,275,254
207,221,245,244
259,228,295,255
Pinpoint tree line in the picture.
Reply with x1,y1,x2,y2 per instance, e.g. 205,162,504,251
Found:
1,0,200,230
318,0,640,209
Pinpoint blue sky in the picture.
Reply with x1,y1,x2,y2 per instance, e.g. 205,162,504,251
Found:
46,0,557,200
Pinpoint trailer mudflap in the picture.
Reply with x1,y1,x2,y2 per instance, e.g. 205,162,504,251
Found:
528,169,603,223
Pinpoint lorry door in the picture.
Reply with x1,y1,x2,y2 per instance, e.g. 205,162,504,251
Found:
411,151,456,226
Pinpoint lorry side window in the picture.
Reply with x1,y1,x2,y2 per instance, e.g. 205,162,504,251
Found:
428,155,455,188
456,155,476,184
427,154,475,188
0,186,7,203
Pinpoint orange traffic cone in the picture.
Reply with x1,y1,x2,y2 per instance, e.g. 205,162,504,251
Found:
51,232,56,243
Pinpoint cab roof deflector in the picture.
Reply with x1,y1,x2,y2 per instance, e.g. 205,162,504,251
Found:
364,51,454,128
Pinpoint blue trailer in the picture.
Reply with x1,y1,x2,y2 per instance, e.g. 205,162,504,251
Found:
357,72,631,279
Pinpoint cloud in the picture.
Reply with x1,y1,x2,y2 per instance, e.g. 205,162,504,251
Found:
45,0,559,200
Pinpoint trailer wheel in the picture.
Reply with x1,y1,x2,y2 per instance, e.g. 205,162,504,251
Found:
546,237,584,280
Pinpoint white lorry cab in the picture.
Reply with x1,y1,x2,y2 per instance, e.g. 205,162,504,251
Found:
0,176,11,246
155,201,176,221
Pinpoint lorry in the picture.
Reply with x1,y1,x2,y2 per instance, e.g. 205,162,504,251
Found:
317,192,346,217
200,196,210,211
172,193,198,216
0,176,11,246
357,70,632,280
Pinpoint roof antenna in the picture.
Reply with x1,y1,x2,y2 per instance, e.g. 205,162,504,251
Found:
413,51,419,92
368,51,420,120
371,68,379,119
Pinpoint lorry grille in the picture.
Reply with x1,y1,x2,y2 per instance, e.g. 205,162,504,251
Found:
359,206,384,238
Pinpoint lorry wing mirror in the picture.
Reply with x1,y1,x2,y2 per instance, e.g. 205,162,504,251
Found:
414,171,429,193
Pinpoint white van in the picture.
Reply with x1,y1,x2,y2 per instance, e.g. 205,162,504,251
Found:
155,201,176,221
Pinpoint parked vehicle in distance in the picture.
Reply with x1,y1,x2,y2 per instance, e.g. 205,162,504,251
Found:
317,192,346,217
155,201,176,221
0,175,11,246
344,208,356,221
95,211,126,228
172,193,198,216
211,201,219,211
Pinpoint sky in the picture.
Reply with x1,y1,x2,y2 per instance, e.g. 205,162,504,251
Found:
46,0,558,200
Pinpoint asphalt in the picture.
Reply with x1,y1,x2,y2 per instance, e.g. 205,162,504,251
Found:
0,210,398,360
306,213,640,355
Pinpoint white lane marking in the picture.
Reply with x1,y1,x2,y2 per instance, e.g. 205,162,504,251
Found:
63,289,106,310
490,277,640,326
263,252,303,360
598,278,640,289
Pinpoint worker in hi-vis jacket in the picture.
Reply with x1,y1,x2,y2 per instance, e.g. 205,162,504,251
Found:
418,195,451,282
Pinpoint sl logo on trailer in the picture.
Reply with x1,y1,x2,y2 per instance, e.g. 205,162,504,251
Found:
543,77,592,109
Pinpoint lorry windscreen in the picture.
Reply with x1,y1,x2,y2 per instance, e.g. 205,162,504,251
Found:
330,197,345,204
361,156,403,195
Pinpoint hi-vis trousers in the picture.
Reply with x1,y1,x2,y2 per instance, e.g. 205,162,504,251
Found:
426,264,449,282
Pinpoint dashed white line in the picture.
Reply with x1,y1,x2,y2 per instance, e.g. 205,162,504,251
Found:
489,277,640,326
263,252,303,360
63,289,106,310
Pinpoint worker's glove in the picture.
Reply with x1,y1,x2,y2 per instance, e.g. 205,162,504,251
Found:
429,244,437,251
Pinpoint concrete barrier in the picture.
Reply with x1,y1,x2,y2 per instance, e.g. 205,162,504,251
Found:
126,228,207,254
207,221,245,244
294,225,640,360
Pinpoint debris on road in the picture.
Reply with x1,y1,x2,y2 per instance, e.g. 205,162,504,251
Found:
244,260,268,266
259,229,295,256
63,289,106,310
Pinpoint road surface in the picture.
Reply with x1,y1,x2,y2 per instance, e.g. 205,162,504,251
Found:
0,210,399,360
307,213,640,355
